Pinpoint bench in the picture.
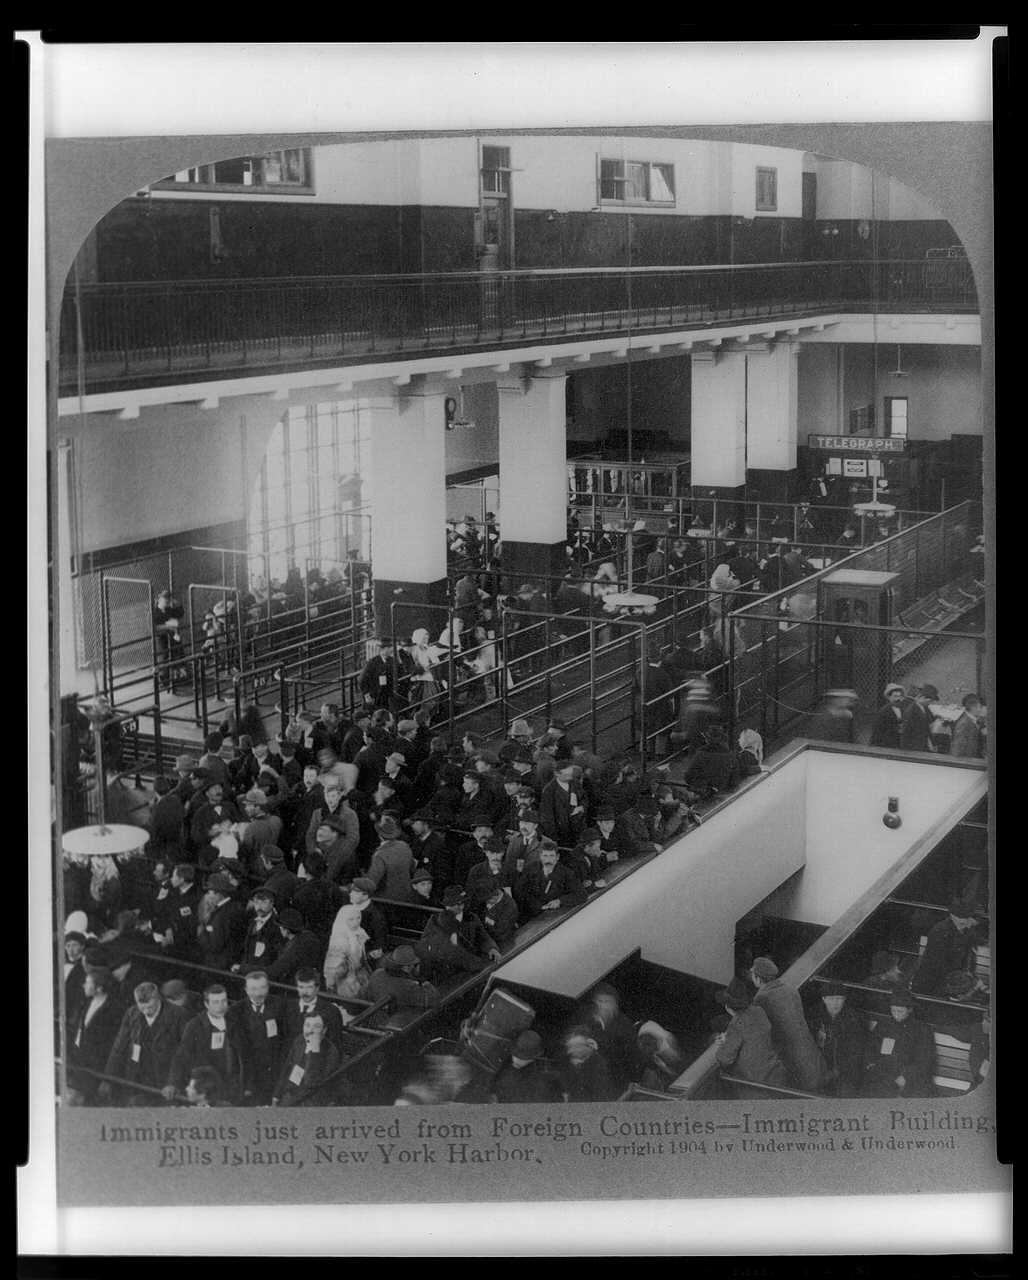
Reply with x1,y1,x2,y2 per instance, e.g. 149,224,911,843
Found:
893,573,986,664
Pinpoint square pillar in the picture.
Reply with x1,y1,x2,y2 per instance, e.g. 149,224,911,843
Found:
497,367,568,582
690,350,747,498
746,341,800,502
364,378,449,638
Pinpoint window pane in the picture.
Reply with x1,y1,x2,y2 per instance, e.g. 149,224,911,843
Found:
282,149,306,183
625,162,648,200
264,152,283,184
650,163,675,202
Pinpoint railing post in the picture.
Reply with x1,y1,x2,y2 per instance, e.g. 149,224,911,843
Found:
543,616,553,719
637,622,648,769
198,658,210,738
589,610,598,753
152,699,163,777
446,632,455,740
727,616,737,747
233,674,243,737
760,620,769,744
278,667,289,739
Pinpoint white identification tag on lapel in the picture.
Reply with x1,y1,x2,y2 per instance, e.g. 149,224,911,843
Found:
288,1065,305,1085
130,1043,141,1063
379,675,387,687
179,906,192,917
254,941,265,957
880,1038,895,1056
265,1019,278,1038
211,1031,225,1050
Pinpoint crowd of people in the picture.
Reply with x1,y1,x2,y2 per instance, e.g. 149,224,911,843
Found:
60,693,770,1108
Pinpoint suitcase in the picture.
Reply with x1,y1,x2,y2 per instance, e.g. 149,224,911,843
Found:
461,987,536,1075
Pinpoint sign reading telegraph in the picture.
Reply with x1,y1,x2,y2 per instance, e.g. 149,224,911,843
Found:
808,435,906,454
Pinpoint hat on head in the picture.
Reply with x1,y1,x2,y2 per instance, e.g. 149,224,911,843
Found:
482,836,506,855
239,735,253,750
655,785,674,802
160,979,188,1000
519,809,540,825
511,1030,544,1062
411,869,434,886
441,886,466,908
889,989,917,1010
64,931,87,946
259,844,285,865
751,956,779,981
385,944,419,972
175,754,198,772
462,769,480,782
244,788,268,808
918,684,941,701
218,742,238,761
277,909,304,933
206,872,235,895
510,719,532,738
595,805,616,821
820,982,848,998
397,719,418,735
410,808,437,825
502,767,522,782
200,774,223,793
634,796,659,816
579,828,601,845
883,683,905,698
548,718,567,732
825,688,858,701
376,815,402,840
351,877,376,895
386,752,407,768
716,978,752,1011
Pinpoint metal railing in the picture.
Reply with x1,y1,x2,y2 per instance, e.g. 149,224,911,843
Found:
59,259,978,392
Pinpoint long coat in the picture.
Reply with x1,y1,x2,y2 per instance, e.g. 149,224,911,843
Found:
752,979,826,1092
861,1013,934,1097
716,1005,790,1088
538,780,587,847
808,1004,866,1096
367,839,416,901
167,1011,248,1099
67,994,127,1100
105,1000,189,1094
227,995,289,1102
274,1034,341,1105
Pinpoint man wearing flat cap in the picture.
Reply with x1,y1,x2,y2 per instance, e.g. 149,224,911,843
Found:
235,888,283,974
911,893,983,997
257,845,297,912
861,991,933,1097
870,683,908,750
490,1030,565,1104
366,944,440,1012
900,684,940,753
408,867,436,905
714,977,791,1094
503,811,545,881
464,837,513,910
749,956,826,1092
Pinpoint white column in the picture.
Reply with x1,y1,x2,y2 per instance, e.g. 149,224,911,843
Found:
363,378,448,584
746,341,799,471
496,367,567,544
690,350,747,489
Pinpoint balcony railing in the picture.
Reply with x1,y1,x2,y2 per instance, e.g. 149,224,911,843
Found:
58,258,978,394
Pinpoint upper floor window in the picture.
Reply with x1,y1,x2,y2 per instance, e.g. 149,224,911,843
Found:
598,158,675,207
755,166,778,212
155,148,314,194
481,146,511,196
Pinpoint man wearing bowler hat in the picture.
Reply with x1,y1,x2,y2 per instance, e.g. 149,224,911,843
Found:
807,983,866,1097
407,810,451,897
490,1030,565,1104
911,892,983,997
366,815,416,901
265,912,325,985
415,887,500,981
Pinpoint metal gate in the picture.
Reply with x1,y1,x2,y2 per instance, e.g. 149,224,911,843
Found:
100,575,155,708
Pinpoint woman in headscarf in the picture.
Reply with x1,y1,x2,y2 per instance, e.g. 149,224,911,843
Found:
323,903,372,999
736,729,764,779
634,1020,684,1091
408,628,442,712
88,854,122,925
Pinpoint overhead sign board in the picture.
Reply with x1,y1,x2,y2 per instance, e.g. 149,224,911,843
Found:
808,435,906,454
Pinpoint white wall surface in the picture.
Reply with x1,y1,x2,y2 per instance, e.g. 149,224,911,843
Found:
492,762,807,991
780,751,984,926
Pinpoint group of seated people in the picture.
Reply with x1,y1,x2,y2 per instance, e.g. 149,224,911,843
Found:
60,696,764,1108
710,893,989,1100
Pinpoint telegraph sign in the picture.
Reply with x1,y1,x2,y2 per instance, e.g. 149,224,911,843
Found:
808,435,906,454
